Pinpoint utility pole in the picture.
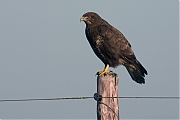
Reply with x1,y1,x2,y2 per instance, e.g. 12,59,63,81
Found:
96,73,119,120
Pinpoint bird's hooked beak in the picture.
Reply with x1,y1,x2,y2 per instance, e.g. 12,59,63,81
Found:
80,16,88,22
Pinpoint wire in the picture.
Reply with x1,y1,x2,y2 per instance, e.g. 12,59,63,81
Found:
0,96,179,102
0,96,93,102
102,96,180,99
99,101,119,118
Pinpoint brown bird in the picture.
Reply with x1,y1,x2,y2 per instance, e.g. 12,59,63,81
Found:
80,12,147,84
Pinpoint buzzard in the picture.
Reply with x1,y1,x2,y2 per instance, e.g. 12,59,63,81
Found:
80,12,147,84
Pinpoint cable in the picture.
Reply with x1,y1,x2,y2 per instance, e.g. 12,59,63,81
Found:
99,101,119,118
0,96,93,102
102,96,180,99
0,96,179,102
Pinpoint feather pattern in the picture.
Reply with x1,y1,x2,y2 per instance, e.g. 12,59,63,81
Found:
81,12,147,84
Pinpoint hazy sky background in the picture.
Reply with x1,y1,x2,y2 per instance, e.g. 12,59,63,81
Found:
0,0,179,119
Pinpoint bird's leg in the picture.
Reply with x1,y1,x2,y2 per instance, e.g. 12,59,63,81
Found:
97,64,110,76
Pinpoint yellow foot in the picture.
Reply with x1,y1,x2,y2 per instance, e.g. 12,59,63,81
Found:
96,70,111,76
96,64,111,76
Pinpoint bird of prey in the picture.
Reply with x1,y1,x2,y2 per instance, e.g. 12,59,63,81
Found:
80,12,147,84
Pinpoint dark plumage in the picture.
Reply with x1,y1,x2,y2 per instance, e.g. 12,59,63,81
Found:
80,12,147,84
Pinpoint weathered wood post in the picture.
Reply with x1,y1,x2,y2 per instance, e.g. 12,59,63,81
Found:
96,73,119,120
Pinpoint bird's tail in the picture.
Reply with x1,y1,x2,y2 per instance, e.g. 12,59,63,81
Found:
125,60,147,84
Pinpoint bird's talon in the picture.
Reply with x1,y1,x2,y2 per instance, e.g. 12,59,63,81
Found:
96,70,110,76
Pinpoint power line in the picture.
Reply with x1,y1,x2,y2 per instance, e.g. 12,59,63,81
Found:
102,96,180,99
0,96,93,102
0,95,179,102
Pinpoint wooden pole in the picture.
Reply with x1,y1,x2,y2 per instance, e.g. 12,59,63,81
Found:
96,73,119,120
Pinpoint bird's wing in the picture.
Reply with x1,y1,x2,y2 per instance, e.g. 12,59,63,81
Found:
98,23,136,62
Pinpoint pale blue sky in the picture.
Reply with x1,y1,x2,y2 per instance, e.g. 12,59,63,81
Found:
0,0,179,119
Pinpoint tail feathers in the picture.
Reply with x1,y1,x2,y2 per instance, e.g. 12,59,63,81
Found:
136,60,148,76
125,60,147,84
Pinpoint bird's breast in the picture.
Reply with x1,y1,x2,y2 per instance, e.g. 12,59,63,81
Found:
91,36,106,61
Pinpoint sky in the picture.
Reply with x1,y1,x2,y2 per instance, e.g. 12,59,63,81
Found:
0,0,179,119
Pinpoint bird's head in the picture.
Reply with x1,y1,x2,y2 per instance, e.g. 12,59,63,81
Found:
80,12,102,25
